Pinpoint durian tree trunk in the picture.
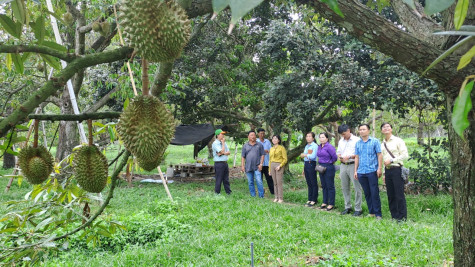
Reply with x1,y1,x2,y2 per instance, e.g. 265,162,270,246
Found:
55,89,80,161
446,91,475,267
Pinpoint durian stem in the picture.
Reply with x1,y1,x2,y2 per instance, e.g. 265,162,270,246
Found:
142,59,149,96
87,120,93,146
33,119,39,148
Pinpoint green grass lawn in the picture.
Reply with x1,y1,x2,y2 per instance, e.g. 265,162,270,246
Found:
0,142,453,266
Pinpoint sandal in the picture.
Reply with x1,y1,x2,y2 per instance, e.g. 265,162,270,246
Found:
319,205,327,209
326,206,334,211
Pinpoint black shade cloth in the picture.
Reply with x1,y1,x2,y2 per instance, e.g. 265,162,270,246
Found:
170,124,215,146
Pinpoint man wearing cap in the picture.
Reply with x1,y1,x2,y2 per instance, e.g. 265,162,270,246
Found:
212,129,232,195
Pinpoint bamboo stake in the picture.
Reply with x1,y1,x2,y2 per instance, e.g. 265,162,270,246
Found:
157,166,173,201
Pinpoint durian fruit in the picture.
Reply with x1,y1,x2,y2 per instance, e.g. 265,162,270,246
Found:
117,95,175,171
72,145,108,193
18,146,54,184
100,21,111,35
119,0,191,62
63,12,74,25
92,21,101,32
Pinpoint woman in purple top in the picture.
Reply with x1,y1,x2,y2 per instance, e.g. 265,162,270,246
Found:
317,132,338,211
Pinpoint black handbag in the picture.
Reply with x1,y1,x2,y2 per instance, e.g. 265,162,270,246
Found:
315,164,326,173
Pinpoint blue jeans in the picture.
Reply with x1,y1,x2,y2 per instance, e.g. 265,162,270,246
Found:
246,170,264,198
319,163,335,205
357,171,382,217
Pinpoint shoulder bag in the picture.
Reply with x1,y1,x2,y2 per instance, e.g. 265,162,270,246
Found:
383,142,409,184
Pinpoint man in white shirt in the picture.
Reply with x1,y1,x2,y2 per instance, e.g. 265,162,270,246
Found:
381,122,409,221
336,124,363,216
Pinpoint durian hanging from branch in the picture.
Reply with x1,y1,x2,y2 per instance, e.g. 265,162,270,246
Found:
119,0,191,62
18,120,54,185
72,120,109,193
117,59,175,171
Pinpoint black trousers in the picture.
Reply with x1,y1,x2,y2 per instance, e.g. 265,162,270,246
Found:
385,167,407,220
304,161,319,202
261,166,274,195
214,162,231,194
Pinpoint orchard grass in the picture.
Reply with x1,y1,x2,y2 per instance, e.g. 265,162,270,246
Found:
0,142,453,266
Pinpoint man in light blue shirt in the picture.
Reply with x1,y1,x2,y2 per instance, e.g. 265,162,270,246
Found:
354,124,382,219
257,128,274,195
212,129,231,195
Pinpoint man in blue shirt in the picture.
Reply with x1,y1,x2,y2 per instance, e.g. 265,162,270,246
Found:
212,129,231,195
354,124,383,219
257,128,274,196
241,131,265,198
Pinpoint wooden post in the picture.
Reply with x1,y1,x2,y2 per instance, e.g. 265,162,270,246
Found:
157,166,173,201
233,142,238,167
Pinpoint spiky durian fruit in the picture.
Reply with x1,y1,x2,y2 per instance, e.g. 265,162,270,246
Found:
18,146,54,184
63,12,74,25
117,95,175,171
119,0,191,62
73,145,108,193
92,21,101,32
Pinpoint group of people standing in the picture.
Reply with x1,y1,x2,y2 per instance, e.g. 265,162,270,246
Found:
212,123,409,221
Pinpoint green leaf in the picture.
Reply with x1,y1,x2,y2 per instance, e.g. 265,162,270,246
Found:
11,0,26,24
40,54,61,70
402,0,416,9
457,45,475,70
454,0,469,30
0,14,21,38
434,31,475,36
21,52,31,62
35,217,54,231
42,41,67,52
424,0,455,16
0,228,18,233
6,53,13,71
229,0,264,25
123,97,130,110
452,81,473,138
212,0,230,14
422,36,475,75
97,229,112,237
31,16,45,43
322,0,344,17
11,53,24,74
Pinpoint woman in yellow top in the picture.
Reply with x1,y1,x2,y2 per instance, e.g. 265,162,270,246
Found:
269,135,288,203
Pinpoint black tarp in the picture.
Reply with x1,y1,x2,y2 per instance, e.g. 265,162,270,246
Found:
171,124,215,158
170,124,215,145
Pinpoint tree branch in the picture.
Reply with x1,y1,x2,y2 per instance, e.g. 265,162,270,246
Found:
301,0,475,91
199,109,261,125
0,46,134,138
390,0,446,48
85,87,120,113
0,45,75,62
28,112,121,121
